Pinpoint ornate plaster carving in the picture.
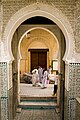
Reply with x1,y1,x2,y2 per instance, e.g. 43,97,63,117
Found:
3,3,75,62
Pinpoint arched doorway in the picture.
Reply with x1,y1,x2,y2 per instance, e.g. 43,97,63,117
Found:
11,16,66,119
3,3,74,120
18,25,60,75
17,25,61,98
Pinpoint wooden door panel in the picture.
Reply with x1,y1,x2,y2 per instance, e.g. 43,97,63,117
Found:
31,50,47,72
38,52,47,69
31,52,38,71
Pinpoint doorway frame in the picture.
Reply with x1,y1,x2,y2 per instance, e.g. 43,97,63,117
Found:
2,2,75,103
1,3,75,120
29,49,49,72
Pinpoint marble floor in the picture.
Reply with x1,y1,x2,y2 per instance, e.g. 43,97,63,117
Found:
20,83,54,97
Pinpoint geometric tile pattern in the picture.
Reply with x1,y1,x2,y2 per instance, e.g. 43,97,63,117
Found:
0,62,8,97
68,98,76,120
68,63,80,120
69,63,80,99
14,109,60,120
0,62,9,120
1,97,8,120
76,98,80,120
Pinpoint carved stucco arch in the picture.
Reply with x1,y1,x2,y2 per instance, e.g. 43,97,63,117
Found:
18,27,59,60
3,2,74,62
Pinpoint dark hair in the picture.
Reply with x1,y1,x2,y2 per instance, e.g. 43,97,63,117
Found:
56,71,59,75
43,68,46,74
49,65,51,68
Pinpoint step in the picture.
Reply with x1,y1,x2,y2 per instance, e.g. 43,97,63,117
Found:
20,95,56,101
19,100,58,109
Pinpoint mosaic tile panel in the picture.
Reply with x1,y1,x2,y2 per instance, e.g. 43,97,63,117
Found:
68,99,76,120
68,63,80,120
69,63,80,99
1,97,8,120
0,62,9,120
75,98,80,120
0,62,8,97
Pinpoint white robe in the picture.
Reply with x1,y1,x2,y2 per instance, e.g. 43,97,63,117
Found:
41,71,48,88
38,67,43,82
32,70,41,86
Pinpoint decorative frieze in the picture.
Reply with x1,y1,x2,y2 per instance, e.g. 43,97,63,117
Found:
74,0,80,52
2,0,75,32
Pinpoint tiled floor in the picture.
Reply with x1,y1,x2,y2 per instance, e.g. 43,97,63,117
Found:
14,109,60,120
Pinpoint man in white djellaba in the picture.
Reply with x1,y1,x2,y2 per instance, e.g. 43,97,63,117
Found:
38,66,43,83
41,68,48,89
32,69,41,87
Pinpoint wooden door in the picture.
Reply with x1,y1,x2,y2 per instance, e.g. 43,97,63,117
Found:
31,52,38,71
30,49,48,72
38,52,47,69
